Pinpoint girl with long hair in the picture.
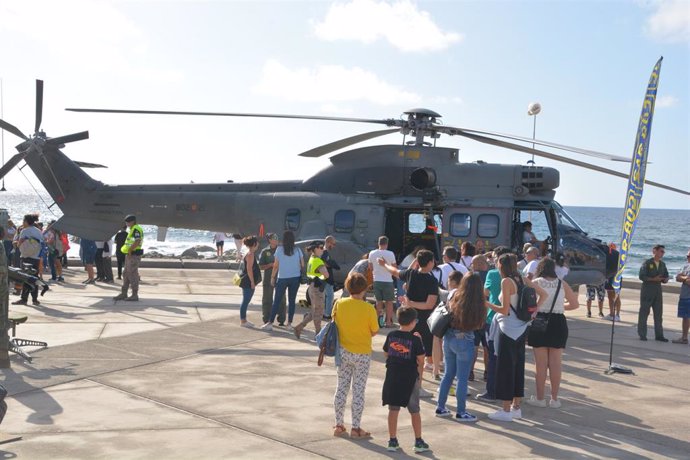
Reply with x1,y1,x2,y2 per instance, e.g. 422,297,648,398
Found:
238,235,261,327
435,273,489,421
262,230,304,331
486,253,547,422
526,257,579,408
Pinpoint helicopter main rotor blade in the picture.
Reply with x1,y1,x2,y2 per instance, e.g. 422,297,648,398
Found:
0,151,28,180
299,128,400,157
456,130,690,196
0,119,29,141
434,124,632,163
46,131,89,146
66,108,397,126
73,161,107,168
35,79,44,133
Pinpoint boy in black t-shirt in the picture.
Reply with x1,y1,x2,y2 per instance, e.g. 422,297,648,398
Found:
382,307,429,453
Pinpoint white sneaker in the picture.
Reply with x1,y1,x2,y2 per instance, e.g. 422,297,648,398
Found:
525,395,547,407
241,321,255,328
286,324,294,332
614,315,621,322
419,387,434,399
549,398,562,408
510,407,522,419
260,323,273,331
604,314,614,321
488,409,513,422
424,363,434,372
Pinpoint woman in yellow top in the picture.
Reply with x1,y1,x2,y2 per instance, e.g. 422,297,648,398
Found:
294,241,330,339
332,273,380,438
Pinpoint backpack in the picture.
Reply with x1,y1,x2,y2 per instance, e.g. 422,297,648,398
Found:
316,318,339,366
510,276,538,322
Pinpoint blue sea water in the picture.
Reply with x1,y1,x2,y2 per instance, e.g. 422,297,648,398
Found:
1,191,687,277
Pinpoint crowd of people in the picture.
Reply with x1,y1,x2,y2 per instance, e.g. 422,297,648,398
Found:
229,228,690,452
0,213,143,304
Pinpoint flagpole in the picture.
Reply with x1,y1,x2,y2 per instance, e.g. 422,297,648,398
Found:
606,57,663,376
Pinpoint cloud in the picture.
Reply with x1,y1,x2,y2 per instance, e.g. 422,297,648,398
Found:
656,95,679,108
252,59,421,105
0,1,182,82
313,0,462,52
644,0,690,43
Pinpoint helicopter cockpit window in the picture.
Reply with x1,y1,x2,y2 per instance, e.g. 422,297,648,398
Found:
408,213,442,234
285,208,301,231
449,213,471,237
477,214,499,238
334,210,355,233
551,202,584,233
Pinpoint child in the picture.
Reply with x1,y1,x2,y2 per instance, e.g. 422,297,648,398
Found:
382,307,429,453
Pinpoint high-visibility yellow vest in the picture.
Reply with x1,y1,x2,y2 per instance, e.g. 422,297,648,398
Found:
121,224,144,254
307,256,326,279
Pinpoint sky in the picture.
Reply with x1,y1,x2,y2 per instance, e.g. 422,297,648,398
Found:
0,0,688,210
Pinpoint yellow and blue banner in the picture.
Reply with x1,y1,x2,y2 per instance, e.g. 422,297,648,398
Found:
612,57,663,293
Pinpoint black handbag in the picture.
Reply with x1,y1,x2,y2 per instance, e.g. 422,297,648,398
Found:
530,280,561,334
428,302,453,338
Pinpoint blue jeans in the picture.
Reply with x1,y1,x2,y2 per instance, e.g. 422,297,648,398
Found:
324,283,334,318
270,277,300,323
437,329,475,414
240,287,255,321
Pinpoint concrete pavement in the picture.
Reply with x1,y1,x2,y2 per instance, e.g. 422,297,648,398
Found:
1,265,689,459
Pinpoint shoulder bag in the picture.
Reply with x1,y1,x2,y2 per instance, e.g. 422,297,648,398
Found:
428,301,453,338
530,280,561,334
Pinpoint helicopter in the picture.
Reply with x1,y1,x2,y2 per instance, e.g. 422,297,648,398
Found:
0,80,688,287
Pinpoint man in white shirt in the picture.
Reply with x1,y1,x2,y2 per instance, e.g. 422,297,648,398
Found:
368,236,397,327
438,246,468,289
522,246,541,280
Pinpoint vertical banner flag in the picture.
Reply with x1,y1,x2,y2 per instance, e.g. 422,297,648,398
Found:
612,57,663,293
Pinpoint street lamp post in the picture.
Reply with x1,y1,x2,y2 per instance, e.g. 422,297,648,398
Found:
527,102,541,165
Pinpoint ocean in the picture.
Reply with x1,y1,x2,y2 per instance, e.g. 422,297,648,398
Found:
1,190,687,278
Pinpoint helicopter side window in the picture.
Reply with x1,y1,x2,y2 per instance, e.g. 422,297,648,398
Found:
285,208,301,231
334,210,355,233
449,213,471,237
477,214,499,238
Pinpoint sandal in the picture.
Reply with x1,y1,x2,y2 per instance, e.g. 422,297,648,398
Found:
350,427,371,439
333,425,348,437
671,338,688,344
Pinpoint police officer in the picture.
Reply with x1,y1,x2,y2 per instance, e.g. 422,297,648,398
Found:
114,215,144,301
293,241,329,339
638,244,670,342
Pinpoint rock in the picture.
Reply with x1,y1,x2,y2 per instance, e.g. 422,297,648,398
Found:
143,251,168,259
193,245,215,253
180,248,200,259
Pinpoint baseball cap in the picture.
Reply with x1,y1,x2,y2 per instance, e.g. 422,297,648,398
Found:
124,215,136,222
266,233,279,241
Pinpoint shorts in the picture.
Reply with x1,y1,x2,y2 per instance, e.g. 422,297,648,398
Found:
586,284,605,302
474,324,488,347
82,245,96,265
678,298,690,319
604,277,614,291
388,380,420,414
528,313,568,349
216,241,224,248
373,281,395,302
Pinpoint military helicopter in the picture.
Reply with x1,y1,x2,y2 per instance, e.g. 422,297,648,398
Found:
1,80,687,286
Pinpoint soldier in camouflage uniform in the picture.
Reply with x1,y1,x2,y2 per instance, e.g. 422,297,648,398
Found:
638,244,670,342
